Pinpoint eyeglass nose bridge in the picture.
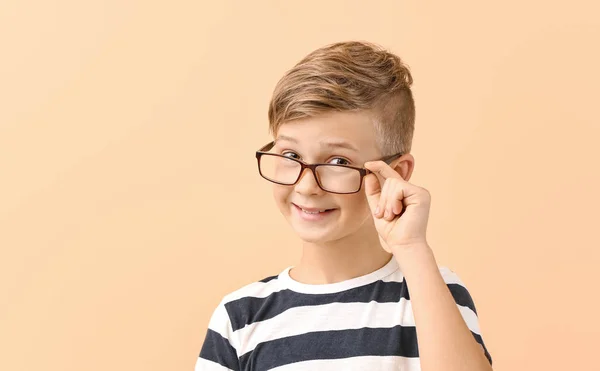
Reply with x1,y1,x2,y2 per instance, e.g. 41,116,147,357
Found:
292,162,326,190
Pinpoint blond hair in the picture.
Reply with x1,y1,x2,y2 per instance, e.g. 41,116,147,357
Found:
268,41,415,156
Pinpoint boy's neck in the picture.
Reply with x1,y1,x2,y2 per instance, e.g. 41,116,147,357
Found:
289,225,393,285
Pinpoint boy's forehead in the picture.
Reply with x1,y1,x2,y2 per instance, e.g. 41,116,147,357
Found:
275,111,379,152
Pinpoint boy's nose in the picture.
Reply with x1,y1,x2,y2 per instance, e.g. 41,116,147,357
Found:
294,168,323,195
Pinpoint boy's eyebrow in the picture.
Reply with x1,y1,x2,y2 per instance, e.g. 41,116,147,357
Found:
275,135,359,152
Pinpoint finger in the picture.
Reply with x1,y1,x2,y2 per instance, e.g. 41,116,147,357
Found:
378,179,391,219
391,182,405,216
391,198,404,216
364,160,403,180
363,173,382,214
384,180,403,221
391,187,404,215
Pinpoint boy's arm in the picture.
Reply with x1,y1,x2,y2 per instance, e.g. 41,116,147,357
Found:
363,160,492,371
394,245,493,371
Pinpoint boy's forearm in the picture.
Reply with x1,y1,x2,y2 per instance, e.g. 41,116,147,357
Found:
393,245,492,371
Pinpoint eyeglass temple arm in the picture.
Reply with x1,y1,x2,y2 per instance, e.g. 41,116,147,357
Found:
364,152,404,173
258,141,275,152
382,152,403,164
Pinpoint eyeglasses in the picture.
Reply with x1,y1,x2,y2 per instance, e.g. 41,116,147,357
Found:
255,141,403,194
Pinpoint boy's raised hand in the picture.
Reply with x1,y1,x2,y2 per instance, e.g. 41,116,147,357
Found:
363,160,431,253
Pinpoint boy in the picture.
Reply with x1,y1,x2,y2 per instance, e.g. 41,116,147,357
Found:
195,41,493,371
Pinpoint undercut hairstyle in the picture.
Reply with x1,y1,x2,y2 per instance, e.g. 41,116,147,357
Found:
268,41,416,156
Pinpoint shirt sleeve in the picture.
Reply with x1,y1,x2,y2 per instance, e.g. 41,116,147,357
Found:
439,267,493,366
195,301,240,371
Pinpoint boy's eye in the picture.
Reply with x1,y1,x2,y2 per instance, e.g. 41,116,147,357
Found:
279,152,350,165
282,151,300,159
328,157,351,166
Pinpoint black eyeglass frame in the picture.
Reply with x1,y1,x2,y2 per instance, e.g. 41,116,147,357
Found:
255,141,404,194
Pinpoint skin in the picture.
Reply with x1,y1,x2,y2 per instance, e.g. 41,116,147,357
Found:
270,110,493,371
271,110,396,284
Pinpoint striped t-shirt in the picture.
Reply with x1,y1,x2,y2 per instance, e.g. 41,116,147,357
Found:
195,257,492,371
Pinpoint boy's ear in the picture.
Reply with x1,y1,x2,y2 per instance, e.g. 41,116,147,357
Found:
392,154,415,181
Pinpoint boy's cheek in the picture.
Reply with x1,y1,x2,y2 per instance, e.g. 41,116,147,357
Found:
272,185,291,210
336,193,370,213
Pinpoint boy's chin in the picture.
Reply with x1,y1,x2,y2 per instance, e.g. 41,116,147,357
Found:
291,225,341,244
296,233,336,245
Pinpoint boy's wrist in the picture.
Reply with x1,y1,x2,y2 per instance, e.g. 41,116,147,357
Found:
391,242,437,274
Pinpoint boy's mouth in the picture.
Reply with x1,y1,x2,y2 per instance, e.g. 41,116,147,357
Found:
293,203,335,212
292,203,337,218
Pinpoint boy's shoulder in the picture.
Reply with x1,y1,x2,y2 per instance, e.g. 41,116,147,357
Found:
437,266,467,285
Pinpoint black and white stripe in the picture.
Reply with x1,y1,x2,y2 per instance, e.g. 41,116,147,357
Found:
196,262,492,371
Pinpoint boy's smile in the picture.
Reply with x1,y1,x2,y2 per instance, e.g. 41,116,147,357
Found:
291,202,337,221
270,110,382,243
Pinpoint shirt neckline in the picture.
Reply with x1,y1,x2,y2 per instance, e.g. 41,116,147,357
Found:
278,256,399,294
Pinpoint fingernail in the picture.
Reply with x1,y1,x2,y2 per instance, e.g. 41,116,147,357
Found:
384,210,390,219
374,206,379,215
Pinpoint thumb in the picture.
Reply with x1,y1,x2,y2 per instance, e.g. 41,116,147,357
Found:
364,173,382,213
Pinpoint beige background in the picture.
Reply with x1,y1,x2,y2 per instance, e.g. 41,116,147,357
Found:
1,1,599,370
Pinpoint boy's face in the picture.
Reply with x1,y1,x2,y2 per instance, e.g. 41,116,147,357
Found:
271,110,382,244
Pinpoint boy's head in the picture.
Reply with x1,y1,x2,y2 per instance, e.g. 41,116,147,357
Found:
261,41,416,244
269,41,415,157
